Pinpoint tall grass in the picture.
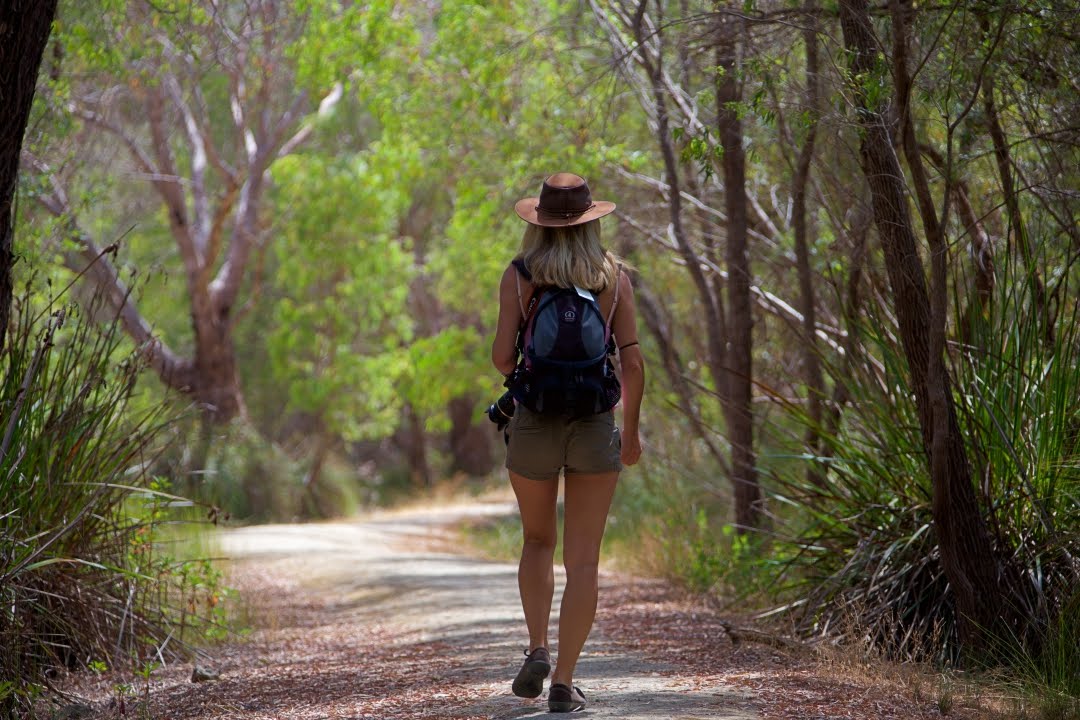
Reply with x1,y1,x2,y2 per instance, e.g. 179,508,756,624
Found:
958,282,1080,708
766,300,954,658
771,272,1080,670
1,282,223,715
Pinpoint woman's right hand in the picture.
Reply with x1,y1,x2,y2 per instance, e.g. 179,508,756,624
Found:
621,428,642,466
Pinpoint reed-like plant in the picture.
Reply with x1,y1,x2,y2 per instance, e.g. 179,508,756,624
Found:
771,269,1080,669
767,302,954,659
1,281,222,715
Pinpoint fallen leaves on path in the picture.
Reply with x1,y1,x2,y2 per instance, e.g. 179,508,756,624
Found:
55,565,499,720
51,515,996,720
594,577,989,719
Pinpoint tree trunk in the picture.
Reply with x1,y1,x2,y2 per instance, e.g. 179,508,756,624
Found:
301,429,335,518
0,0,59,354
185,416,215,499
715,6,762,530
839,0,1006,650
447,395,495,477
792,0,826,488
191,298,245,423
401,403,432,488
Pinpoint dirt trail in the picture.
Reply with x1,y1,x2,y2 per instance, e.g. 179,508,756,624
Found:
211,501,759,719
56,500,976,719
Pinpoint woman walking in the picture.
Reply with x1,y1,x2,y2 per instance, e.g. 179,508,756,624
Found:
491,173,644,712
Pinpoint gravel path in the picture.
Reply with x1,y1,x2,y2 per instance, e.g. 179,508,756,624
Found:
55,501,977,719
216,502,759,719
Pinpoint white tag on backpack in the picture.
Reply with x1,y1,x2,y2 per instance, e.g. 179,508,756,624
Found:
574,285,595,301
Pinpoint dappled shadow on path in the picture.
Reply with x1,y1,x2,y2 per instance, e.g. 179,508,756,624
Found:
118,506,758,719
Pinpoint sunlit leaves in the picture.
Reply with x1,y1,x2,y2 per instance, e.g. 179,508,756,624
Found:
401,327,488,432
289,0,417,94
268,147,416,442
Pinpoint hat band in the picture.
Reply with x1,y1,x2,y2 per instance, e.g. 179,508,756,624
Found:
535,202,595,219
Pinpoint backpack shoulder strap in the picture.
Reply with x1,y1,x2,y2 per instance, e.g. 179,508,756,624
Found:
605,264,623,334
511,258,534,320
512,259,545,353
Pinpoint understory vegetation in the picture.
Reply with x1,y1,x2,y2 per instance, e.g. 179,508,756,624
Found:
0,282,226,716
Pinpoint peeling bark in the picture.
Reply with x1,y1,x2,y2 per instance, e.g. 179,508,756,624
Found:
23,1,339,424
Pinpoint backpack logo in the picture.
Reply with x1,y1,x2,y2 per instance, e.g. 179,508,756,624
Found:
562,309,577,323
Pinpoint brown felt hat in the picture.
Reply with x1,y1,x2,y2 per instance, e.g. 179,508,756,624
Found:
514,173,616,227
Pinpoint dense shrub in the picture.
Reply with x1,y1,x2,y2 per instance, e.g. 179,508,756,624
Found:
0,286,223,715
773,279,1080,673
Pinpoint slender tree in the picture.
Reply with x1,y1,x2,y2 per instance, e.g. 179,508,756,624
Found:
0,0,59,354
715,2,761,528
791,0,826,487
25,0,363,423
838,0,1007,649
590,0,766,528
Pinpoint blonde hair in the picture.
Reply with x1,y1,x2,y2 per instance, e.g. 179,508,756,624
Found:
518,220,622,291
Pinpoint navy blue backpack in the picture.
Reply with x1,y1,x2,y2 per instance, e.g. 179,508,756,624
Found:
508,259,621,417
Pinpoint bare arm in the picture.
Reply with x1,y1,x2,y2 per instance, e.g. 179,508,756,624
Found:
611,271,644,466
491,264,524,376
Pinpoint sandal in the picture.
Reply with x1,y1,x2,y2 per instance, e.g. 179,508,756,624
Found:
511,647,551,698
547,683,586,713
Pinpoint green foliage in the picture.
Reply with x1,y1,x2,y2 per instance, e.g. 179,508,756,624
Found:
769,260,1080,667
269,149,416,443
152,418,366,523
955,278,1080,650
402,327,489,432
290,0,417,93
622,477,772,600
21,8,1074,706
678,128,723,180
0,281,224,716
661,509,733,595
767,304,957,661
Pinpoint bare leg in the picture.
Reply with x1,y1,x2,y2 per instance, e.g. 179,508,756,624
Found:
509,471,559,651
551,471,618,687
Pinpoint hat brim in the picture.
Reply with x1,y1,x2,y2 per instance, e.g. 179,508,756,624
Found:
514,198,616,227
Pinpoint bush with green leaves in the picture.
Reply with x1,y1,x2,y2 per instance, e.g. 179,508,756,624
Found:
0,283,225,715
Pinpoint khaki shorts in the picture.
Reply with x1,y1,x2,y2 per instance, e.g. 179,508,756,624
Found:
505,405,622,481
